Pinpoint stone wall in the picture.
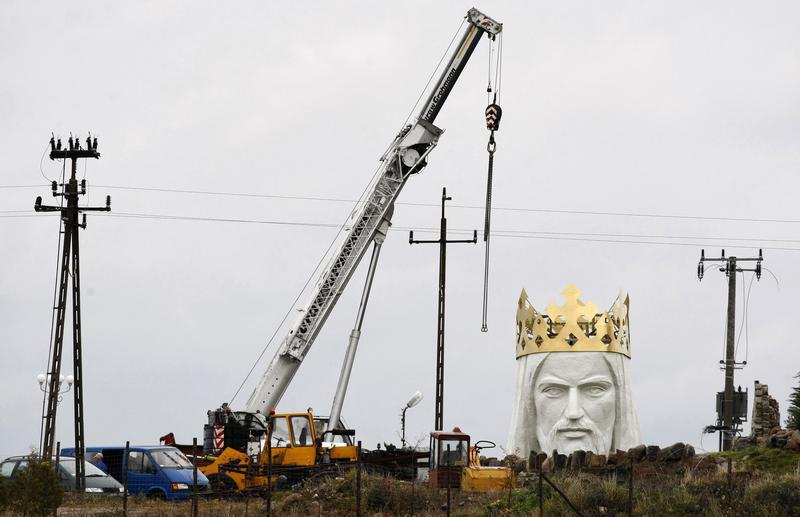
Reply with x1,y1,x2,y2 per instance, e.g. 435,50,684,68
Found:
525,443,696,474
751,380,780,438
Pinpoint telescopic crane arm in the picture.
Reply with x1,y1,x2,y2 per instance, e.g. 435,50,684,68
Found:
243,8,502,418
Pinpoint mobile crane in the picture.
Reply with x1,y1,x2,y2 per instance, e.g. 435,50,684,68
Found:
195,8,503,491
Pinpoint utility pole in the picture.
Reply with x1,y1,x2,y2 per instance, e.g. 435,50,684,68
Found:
36,134,111,490
698,248,763,451
409,187,476,431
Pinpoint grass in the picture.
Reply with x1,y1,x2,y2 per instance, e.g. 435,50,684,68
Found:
711,446,800,475
3,458,800,515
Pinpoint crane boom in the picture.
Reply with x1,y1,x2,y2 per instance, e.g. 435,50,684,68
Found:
243,8,502,417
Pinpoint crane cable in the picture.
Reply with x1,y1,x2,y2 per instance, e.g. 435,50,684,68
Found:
481,33,503,332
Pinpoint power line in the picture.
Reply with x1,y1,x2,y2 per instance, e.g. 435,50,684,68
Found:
5,182,800,225
9,209,800,243
11,210,800,251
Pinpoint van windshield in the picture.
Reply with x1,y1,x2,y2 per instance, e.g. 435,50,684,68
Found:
149,449,193,469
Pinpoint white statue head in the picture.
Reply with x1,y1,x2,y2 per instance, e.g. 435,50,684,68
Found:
507,285,641,459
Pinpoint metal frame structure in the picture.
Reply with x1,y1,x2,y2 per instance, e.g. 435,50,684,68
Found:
36,135,110,490
698,248,763,451
409,188,477,431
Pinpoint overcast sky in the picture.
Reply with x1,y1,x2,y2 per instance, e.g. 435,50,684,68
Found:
2,1,800,460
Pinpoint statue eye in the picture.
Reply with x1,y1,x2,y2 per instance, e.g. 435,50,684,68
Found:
540,386,565,397
583,385,608,397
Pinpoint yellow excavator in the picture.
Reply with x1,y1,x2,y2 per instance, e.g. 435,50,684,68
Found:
429,428,513,492
197,409,357,491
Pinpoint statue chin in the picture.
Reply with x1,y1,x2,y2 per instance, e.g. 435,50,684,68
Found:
538,430,612,456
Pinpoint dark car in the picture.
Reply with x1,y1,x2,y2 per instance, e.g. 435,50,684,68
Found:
0,455,124,494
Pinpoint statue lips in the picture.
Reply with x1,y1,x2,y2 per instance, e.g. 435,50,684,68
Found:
558,427,592,439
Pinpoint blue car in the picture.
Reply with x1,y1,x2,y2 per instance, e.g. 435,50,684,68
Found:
61,446,208,500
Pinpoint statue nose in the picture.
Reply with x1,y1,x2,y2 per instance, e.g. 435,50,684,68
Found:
565,387,584,420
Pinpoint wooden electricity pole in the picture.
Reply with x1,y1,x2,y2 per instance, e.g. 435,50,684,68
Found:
698,249,763,451
409,187,476,431
36,134,111,490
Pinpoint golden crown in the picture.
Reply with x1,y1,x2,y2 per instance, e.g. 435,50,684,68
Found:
516,284,631,359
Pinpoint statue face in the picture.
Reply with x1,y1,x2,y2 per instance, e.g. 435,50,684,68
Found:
533,353,616,454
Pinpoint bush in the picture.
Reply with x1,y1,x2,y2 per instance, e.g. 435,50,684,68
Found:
0,475,8,509
743,474,800,515
787,371,800,430
9,457,63,516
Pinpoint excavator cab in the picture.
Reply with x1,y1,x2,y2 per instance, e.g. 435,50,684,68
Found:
429,429,470,489
429,428,513,492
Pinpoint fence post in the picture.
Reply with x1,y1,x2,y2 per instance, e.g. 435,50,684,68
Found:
53,442,60,517
628,454,635,517
727,456,733,492
538,460,544,517
192,437,199,517
356,440,362,517
123,440,129,517
410,446,415,517
446,444,451,517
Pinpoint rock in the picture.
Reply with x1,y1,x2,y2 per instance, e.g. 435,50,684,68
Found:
590,454,607,467
528,451,538,470
541,456,554,473
659,442,685,462
785,431,800,451
554,453,568,470
529,451,548,471
646,445,661,462
570,450,586,470
734,436,756,451
513,459,527,473
584,451,594,468
768,435,788,448
628,445,646,462
684,445,695,459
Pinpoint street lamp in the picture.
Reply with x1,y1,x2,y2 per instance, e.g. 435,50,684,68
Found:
401,391,423,448
38,373,74,456
38,373,74,401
